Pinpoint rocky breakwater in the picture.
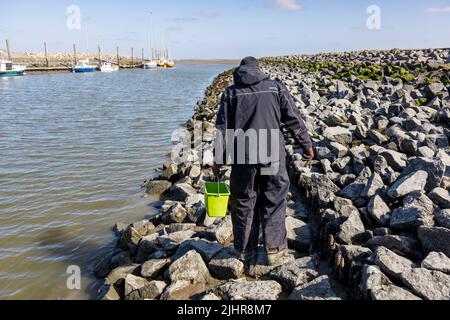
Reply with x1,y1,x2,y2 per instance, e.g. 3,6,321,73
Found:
93,69,340,301
261,48,450,300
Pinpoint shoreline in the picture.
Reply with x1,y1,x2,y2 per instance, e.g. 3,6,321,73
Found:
2,51,239,74
94,47,449,301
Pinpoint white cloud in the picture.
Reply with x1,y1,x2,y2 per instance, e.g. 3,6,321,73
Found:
426,7,450,14
273,0,303,10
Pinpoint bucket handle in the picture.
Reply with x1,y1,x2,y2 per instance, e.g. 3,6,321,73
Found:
216,175,220,197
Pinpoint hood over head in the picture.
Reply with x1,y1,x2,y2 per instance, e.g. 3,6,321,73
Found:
234,56,268,86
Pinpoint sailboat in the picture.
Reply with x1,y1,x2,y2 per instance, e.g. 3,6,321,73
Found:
143,14,157,70
157,49,166,68
165,49,175,68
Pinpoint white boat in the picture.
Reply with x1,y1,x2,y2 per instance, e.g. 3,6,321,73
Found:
0,59,26,77
100,62,119,72
143,61,157,69
143,13,158,70
72,59,97,73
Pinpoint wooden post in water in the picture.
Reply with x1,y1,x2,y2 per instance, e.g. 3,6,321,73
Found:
97,45,101,68
116,46,120,67
131,47,134,68
73,43,77,65
5,39,11,60
44,41,49,67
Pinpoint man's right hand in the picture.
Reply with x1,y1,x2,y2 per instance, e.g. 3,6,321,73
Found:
307,147,314,160
302,147,314,169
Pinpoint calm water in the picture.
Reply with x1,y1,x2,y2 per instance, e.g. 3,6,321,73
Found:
0,65,233,300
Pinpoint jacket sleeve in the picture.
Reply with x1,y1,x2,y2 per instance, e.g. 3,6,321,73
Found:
279,85,313,151
213,91,229,165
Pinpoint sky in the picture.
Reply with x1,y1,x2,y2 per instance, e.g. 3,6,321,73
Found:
0,0,449,59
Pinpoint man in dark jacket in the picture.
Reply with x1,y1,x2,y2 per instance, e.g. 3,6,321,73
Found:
212,57,313,266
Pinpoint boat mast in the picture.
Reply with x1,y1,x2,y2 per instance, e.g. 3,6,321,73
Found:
149,12,155,61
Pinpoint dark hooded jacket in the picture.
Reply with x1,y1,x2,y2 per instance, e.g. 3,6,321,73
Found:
214,58,312,165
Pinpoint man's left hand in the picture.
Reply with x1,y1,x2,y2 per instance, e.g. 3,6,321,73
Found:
212,164,222,176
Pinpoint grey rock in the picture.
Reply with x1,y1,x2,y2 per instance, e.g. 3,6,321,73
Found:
118,225,143,252
188,165,202,179
167,223,196,233
157,230,195,251
361,265,421,300
141,259,170,278
113,222,128,236
328,142,348,158
216,280,282,300
161,163,178,181
421,252,450,274
168,183,197,202
380,149,407,172
200,293,221,300
390,207,434,232
124,274,146,297
268,257,319,291
367,195,391,226
160,280,206,300
401,157,446,192
400,268,450,300
289,275,341,300
339,245,373,265
369,130,388,145
400,138,419,156
124,274,166,300
135,234,158,262
418,226,450,258
333,197,359,218
374,247,414,281
437,107,450,123
167,250,210,283
131,220,155,237
162,202,187,223
143,180,172,196
429,188,450,209
310,173,340,206
403,191,436,217
361,173,385,199
337,212,366,244
435,209,450,229
427,82,446,96
417,146,435,158
387,170,428,199
214,215,234,246
104,264,140,286
172,238,223,263
366,235,421,260
285,216,312,251
323,126,353,145
332,156,351,172
208,247,245,280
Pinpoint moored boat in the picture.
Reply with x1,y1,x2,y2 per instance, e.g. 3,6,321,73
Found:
72,59,97,73
100,62,119,72
165,60,175,68
143,61,158,69
157,59,166,68
0,59,26,77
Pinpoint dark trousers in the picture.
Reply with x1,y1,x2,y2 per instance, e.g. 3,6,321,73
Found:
230,162,289,254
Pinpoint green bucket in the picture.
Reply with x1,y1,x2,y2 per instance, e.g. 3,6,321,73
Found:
204,181,230,218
